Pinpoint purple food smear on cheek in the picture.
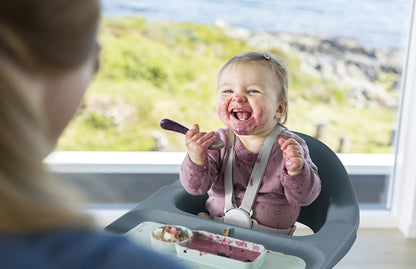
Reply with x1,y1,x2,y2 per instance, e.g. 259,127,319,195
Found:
216,99,229,121
252,108,264,126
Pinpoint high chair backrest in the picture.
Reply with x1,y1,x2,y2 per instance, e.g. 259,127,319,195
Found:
293,132,360,268
294,131,360,232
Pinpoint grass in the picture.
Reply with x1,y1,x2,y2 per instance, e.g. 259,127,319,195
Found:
57,16,397,153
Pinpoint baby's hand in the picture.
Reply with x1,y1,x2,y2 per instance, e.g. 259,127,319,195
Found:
185,124,217,165
278,138,305,176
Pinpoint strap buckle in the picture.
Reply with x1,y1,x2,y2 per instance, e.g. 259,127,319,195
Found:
224,206,253,217
223,208,254,228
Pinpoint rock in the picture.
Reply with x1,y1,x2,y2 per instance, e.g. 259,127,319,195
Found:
152,131,170,151
218,22,402,109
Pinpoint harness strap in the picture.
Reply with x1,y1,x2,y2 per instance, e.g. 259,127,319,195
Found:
224,130,236,212
224,125,284,215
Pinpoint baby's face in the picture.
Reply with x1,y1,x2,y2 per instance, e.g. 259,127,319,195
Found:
216,62,286,137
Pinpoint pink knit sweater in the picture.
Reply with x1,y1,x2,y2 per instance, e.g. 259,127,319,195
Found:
180,127,321,229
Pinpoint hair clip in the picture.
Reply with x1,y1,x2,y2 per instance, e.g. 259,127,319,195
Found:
263,53,270,60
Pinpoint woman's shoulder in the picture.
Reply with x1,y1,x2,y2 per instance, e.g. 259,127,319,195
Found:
0,227,188,269
55,228,188,268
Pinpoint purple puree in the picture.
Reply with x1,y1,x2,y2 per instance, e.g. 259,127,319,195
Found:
182,232,262,262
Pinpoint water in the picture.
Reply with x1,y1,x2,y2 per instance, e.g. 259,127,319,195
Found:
101,0,413,49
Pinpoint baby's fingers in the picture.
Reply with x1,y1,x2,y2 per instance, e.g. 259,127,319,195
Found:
186,124,200,138
279,138,305,175
197,132,217,148
280,139,304,156
279,138,299,150
285,156,304,173
283,146,303,159
186,130,216,150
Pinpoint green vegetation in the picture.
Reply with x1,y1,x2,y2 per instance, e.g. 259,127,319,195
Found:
57,17,396,153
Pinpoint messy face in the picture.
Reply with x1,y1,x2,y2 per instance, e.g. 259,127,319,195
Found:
216,62,287,137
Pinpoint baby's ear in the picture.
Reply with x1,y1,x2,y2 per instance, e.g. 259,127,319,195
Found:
274,100,287,119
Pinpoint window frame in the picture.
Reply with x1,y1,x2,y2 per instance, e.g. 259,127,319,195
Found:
44,1,416,237
391,0,416,238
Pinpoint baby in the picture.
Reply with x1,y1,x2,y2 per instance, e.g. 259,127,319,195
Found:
180,51,321,235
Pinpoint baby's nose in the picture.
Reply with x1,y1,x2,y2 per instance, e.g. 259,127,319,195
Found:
232,93,247,102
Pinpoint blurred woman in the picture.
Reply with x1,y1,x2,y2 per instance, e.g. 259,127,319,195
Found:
0,1,188,268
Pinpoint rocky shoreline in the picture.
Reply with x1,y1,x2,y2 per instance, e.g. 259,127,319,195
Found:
217,21,403,109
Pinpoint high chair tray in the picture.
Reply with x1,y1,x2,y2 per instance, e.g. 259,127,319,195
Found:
126,221,306,269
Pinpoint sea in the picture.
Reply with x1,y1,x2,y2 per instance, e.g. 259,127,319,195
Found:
101,0,413,50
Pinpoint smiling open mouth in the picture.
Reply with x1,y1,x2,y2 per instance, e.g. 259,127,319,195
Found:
231,110,252,121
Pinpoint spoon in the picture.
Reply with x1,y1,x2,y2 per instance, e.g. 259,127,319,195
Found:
160,119,225,150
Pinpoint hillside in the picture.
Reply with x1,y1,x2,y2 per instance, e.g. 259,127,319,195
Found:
57,17,400,153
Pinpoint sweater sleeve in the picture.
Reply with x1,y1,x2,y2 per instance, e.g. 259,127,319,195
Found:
281,136,321,206
179,154,215,195
179,129,228,195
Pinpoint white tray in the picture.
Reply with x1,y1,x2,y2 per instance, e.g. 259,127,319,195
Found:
126,221,306,269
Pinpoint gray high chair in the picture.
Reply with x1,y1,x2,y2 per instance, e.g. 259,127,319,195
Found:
106,131,360,269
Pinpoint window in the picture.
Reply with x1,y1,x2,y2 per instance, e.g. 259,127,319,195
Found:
52,0,415,213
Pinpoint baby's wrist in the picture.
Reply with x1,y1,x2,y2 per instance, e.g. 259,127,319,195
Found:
287,169,302,176
189,153,206,166
286,164,305,176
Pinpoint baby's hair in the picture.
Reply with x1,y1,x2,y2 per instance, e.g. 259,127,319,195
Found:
0,0,99,232
218,51,289,125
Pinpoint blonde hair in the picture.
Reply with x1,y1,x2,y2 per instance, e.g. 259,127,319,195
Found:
218,51,289,125
0,0,100,233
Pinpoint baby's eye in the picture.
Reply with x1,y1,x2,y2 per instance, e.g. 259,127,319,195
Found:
222,89,233,94
248,89,259,94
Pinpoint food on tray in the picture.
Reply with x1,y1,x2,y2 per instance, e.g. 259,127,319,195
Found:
152,226,189,243
222,227,230,236
180,231,263,262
